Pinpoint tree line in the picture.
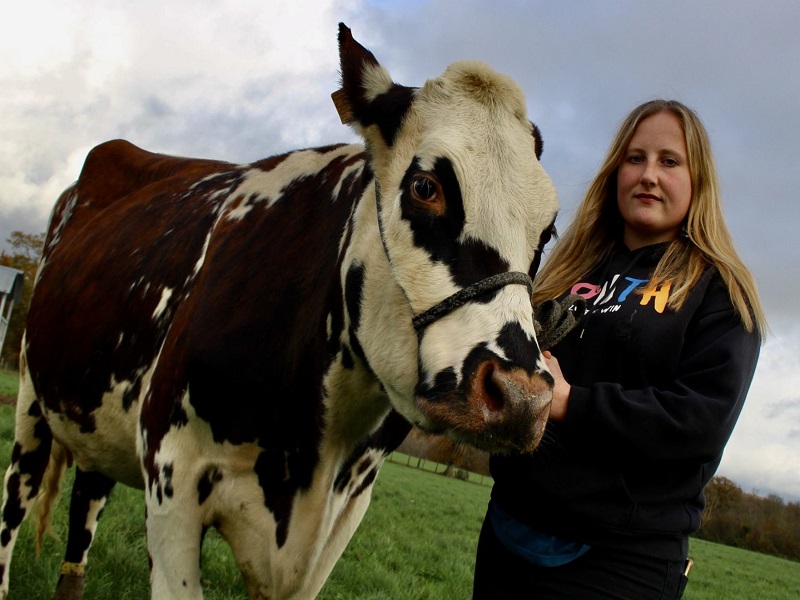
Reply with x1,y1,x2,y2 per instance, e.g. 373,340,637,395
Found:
0,231,43,368
697,476,800,562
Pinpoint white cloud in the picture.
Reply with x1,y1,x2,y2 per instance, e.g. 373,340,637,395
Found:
720,326,800,500
0,0,363,231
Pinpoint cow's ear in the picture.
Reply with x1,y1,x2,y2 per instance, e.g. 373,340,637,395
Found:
332,23,391,126
530,121,544,160
331,24,390,126
332,23,415,148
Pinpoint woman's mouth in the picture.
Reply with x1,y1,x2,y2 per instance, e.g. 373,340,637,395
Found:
635,193,660,202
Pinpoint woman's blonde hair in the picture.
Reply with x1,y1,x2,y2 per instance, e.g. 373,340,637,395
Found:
533,99,767,339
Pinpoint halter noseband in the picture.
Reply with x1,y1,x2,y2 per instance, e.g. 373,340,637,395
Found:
411,271,533,332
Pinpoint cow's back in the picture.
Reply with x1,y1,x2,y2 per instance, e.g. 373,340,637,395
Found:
25,139,368,484
24,141,239,481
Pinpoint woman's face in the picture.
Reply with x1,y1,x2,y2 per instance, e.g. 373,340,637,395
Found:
616,110,692,250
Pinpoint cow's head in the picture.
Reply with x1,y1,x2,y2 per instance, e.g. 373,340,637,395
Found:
334,24,558,454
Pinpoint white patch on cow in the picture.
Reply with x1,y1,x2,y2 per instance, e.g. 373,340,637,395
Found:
226,200,253,221
76,496,109,564
188,171,233,191
47,363,157,489
222,145,363,220
193,231,212,276
361,62,394,103
331,162,364,204
152,287,173,320
107,374,133,398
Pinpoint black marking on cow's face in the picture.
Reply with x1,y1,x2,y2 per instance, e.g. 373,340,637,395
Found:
415,343,502,403
415,366,459,400
400,156,509,291
401,156,464,246
495,322,540,374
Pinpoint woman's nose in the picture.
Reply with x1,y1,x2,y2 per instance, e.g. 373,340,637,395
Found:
640,162,657,186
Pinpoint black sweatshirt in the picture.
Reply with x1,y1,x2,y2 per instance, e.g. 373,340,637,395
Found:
490,242,761,560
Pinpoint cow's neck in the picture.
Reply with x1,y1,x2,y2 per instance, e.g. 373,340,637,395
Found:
321,179,418,456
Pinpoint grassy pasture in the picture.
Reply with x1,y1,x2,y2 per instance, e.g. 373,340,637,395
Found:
0,401,799,598
0,368,17,400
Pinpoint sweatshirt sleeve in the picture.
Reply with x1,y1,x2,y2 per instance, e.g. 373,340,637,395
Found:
561,284,761,463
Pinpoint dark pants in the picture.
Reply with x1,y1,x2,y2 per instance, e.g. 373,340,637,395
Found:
473,516,688,600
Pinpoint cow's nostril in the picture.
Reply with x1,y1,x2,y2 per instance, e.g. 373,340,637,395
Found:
483,367,505,413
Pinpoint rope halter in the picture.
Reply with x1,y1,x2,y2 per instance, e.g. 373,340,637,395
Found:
411,271,533,332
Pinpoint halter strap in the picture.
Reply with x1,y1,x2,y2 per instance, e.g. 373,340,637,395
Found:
412,271,533,332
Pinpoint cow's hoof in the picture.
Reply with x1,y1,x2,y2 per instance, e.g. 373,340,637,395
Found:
53,574,85,600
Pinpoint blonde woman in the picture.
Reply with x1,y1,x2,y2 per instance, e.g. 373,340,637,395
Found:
474,100,766,599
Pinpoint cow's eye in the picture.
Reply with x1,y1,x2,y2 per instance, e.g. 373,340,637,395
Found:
411,176,439,202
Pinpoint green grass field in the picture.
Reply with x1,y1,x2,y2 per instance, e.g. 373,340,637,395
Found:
0,402,799,598
0,368,17,399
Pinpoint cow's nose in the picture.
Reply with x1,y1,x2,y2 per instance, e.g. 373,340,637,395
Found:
475,360,551,413
471,359,553,452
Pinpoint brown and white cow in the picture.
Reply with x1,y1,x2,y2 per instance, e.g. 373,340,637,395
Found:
0,24,558,599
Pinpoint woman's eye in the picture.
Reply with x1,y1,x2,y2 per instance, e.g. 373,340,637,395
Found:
628,154,645,164
663,157,679,167
412,177,438,202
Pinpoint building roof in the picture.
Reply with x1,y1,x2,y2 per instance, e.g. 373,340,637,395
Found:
0,266,24,303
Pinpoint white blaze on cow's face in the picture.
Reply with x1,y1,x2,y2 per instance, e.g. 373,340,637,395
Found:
347,59,558,452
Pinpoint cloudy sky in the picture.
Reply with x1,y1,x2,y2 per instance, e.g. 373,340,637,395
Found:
2,0,799,500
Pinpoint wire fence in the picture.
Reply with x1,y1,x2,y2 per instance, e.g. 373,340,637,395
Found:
387,451,493,487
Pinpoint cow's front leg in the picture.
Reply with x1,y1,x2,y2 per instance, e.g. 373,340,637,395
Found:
144,459,204,600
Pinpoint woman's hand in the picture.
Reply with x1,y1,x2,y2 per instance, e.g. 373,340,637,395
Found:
543,351,570,422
